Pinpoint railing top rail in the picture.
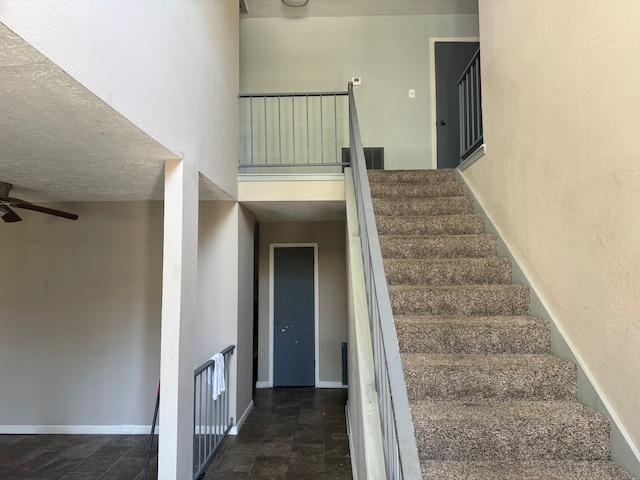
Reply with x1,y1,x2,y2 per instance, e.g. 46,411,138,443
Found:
347,83,422,479
457,47,481,85
239,90,348,99
194,345,235,376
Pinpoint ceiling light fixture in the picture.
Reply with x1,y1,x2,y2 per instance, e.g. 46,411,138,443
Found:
282,0,309,7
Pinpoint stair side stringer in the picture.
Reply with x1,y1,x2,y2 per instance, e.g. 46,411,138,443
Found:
456,168,640,479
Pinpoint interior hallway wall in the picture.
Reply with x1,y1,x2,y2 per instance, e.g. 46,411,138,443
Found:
464,0,640,456
240,14,479,170
257,222,347,387
0,202,162,431
198,202,255,425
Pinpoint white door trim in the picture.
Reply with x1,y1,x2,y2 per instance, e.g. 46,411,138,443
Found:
269,243,320,387
429,37,480,170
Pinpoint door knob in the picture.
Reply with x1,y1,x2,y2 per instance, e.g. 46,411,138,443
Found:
439,120,447,126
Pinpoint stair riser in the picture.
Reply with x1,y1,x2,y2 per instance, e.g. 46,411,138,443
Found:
385,258,512,286
396,319,551,355
373,197,473,216
376,215,484,236
380,235,498,259
368,169,456,183
390,286,530,316
403,360,577,402
371,182,464,199
415,423,611,461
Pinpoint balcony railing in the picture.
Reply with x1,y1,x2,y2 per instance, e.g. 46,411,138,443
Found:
193,345,235,480
458,48,483,160
239,90,349,173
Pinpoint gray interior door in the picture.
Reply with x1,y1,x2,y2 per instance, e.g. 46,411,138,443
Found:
435,41,480,169
273,247,315,386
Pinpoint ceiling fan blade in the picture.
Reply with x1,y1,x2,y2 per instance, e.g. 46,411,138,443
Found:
0,206,22,222
14,202,78,220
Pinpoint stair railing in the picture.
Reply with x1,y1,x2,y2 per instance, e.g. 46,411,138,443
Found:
458,48,483,160
347,82,422,479
193,345,235,480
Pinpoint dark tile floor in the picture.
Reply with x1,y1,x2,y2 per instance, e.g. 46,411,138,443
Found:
0,388,351,480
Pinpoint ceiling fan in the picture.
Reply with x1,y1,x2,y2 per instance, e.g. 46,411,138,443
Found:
0,182,78,223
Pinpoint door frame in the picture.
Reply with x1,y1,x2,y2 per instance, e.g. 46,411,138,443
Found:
268,243,319,387
429,37,480,169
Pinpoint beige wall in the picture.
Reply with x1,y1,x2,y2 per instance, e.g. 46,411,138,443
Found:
464,0,640,455
257,222,347,386
0,203,162,430
198,202,256,425
240,15,479,170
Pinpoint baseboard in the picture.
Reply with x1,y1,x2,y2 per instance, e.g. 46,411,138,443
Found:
230,400,253,436
457,144,486,171
255,381,272,389
0,424,155,435
457,170,640,479
317,381,347,389
346,401,358,480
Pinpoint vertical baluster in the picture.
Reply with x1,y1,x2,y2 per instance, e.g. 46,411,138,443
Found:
320,96,324,164
306,95,310,164
264,96,268,166
250,97,254,166
476,56,482,141
292,97,296,163
333,95,338,163
278,96,282,164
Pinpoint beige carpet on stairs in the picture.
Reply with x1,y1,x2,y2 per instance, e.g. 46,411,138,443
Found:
369,169,635,480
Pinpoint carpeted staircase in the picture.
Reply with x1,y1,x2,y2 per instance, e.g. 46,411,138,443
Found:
368,169,635,480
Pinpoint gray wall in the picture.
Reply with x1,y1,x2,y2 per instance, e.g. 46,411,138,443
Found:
240,14,479,170
0,202,162,430
257,222,347,386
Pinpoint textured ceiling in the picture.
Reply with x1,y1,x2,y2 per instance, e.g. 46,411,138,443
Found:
242,0,478,18
0,23,180,202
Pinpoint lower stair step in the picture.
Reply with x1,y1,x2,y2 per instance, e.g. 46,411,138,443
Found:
370,181,464,199
420,460,635,480
395,315,551,354
385,257,512,286
380,234,497,259
372,196,473,216
389,284,530,316
412,400,611,461
402,353,577,402
376,214,484,235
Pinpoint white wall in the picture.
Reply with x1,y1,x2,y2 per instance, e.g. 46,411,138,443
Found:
257,222,347,387
464,0,640,457
240,14,479,170
0,203,162,431
198,202,255,426
0,0,239,197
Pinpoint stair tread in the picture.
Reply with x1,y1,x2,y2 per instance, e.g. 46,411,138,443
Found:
402,352,573,367
395,315,551,355
372,196,474,216
420,460,635,480
410,400,605,425
389,283,529,292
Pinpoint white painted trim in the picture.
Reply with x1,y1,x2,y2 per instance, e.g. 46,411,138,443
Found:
0,425,156,435
317,381,346,389
429,37,481,170
230,400,254,435
457,144,486,171
255,381,272,389
239,173,345,182
269,243,320,387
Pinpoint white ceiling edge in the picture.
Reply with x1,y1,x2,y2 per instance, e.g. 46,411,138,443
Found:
241,0,478,19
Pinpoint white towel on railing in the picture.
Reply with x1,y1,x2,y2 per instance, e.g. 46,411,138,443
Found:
207,353,225,400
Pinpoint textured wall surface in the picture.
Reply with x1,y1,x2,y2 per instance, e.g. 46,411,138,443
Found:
0,0,239,197
464,0,640,455
0,203,162,428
